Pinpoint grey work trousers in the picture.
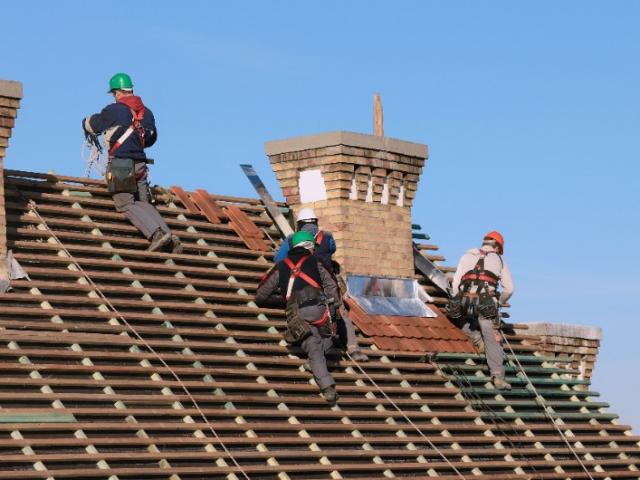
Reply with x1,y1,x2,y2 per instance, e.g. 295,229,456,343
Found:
340,310,359,350
461,315,505,378
300,312,361,390
301,325,335,390
112,162,171,239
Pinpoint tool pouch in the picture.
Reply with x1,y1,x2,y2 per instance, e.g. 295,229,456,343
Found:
445,294,464,320
317,316,334,338
477,293,498,319
106,158,137,193
284,295,312,344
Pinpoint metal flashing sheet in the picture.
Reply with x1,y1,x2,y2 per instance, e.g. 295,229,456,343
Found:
347,275,437,318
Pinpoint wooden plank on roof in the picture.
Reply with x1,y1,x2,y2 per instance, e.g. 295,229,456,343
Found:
0,411,76,423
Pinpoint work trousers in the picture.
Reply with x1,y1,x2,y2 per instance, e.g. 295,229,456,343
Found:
112,162,171,239
461,314,505,378
301,326,335,390
339,310,359,350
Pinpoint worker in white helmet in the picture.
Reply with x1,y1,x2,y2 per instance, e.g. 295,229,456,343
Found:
273,207,368,362
274,208,336,273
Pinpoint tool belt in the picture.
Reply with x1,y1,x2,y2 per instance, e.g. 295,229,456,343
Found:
283,286,332,343
106,158,137,193
445,291,498,320
284,295,312,344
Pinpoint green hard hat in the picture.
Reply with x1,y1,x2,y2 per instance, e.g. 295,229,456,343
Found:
291,231,316,248
108,73,134,93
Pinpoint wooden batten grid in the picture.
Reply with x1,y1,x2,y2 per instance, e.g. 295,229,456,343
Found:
0,167,635,474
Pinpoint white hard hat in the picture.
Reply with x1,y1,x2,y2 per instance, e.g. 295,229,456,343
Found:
297,207,317,223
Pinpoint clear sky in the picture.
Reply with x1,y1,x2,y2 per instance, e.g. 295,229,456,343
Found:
2,1,638,427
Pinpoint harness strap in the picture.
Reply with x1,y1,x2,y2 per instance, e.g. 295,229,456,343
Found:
283,255,330,327
315,230,325,245
461,250,501,291
309,308,330,326
109,125,135,155
283,256,321,299
461,272,498,285
109,107,145,156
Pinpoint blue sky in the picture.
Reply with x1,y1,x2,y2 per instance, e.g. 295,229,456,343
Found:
2,2,639,427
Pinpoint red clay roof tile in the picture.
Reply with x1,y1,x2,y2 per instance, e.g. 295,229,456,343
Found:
346,297,473,354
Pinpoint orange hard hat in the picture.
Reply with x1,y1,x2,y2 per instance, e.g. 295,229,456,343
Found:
484,231,504,254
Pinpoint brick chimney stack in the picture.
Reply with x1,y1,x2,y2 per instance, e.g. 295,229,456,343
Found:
0,80,23,262
265,131,428,278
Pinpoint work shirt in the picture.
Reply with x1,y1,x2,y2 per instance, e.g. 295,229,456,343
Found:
451,245,514,305
82,95,157,160
274,223,337,271
256,247,340,322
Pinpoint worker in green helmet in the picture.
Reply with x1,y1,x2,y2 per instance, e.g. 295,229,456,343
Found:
255,231,368,405
82,73,182,253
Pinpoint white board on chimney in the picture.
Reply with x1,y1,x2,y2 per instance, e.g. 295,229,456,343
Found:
298,169,328,203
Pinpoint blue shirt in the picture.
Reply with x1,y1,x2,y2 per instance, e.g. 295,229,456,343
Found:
275,224,337,271
83,97,157,160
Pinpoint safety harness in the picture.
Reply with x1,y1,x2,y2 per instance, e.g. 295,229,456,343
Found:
446,250,503,321
460,251,502,293
283,255,329,327
108,105,146,157
106,103,149,189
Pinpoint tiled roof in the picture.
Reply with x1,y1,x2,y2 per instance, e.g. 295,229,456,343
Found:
0,168,637,479
346,297,475,353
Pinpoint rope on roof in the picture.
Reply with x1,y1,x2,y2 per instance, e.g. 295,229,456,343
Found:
26,199,253,480
346,351,468,480
501,330,597,480
434,359,543,480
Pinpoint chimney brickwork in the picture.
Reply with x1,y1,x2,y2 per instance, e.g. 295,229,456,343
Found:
266,131,428,278
515,323,602,382
0,80,23,259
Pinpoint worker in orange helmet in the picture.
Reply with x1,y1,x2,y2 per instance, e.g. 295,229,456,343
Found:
447,231,514,390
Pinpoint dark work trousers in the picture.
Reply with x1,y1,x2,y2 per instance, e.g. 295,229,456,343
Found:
301,326,335,390
112,161,171,239
461,314,505,378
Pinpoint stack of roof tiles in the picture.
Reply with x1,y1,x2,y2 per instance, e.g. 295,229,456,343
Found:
0,168,636,479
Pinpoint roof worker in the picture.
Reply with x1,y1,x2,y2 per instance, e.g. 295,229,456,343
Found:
274,208,336,273
82,73,182,253
273,207,364,359
255,231,368,405
448,231,514,390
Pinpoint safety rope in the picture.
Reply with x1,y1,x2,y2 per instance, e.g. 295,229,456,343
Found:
81,135,108,178
500,328,596,480
345,351,467,480
434,359,542,480
26,200,252,480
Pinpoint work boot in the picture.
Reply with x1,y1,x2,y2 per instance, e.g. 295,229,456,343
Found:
347,346,369,362
493,376,512,391
170,235,183,254
321,385,338,405
147,229,172,252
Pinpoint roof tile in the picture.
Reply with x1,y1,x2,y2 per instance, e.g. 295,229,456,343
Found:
347,298,474,353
